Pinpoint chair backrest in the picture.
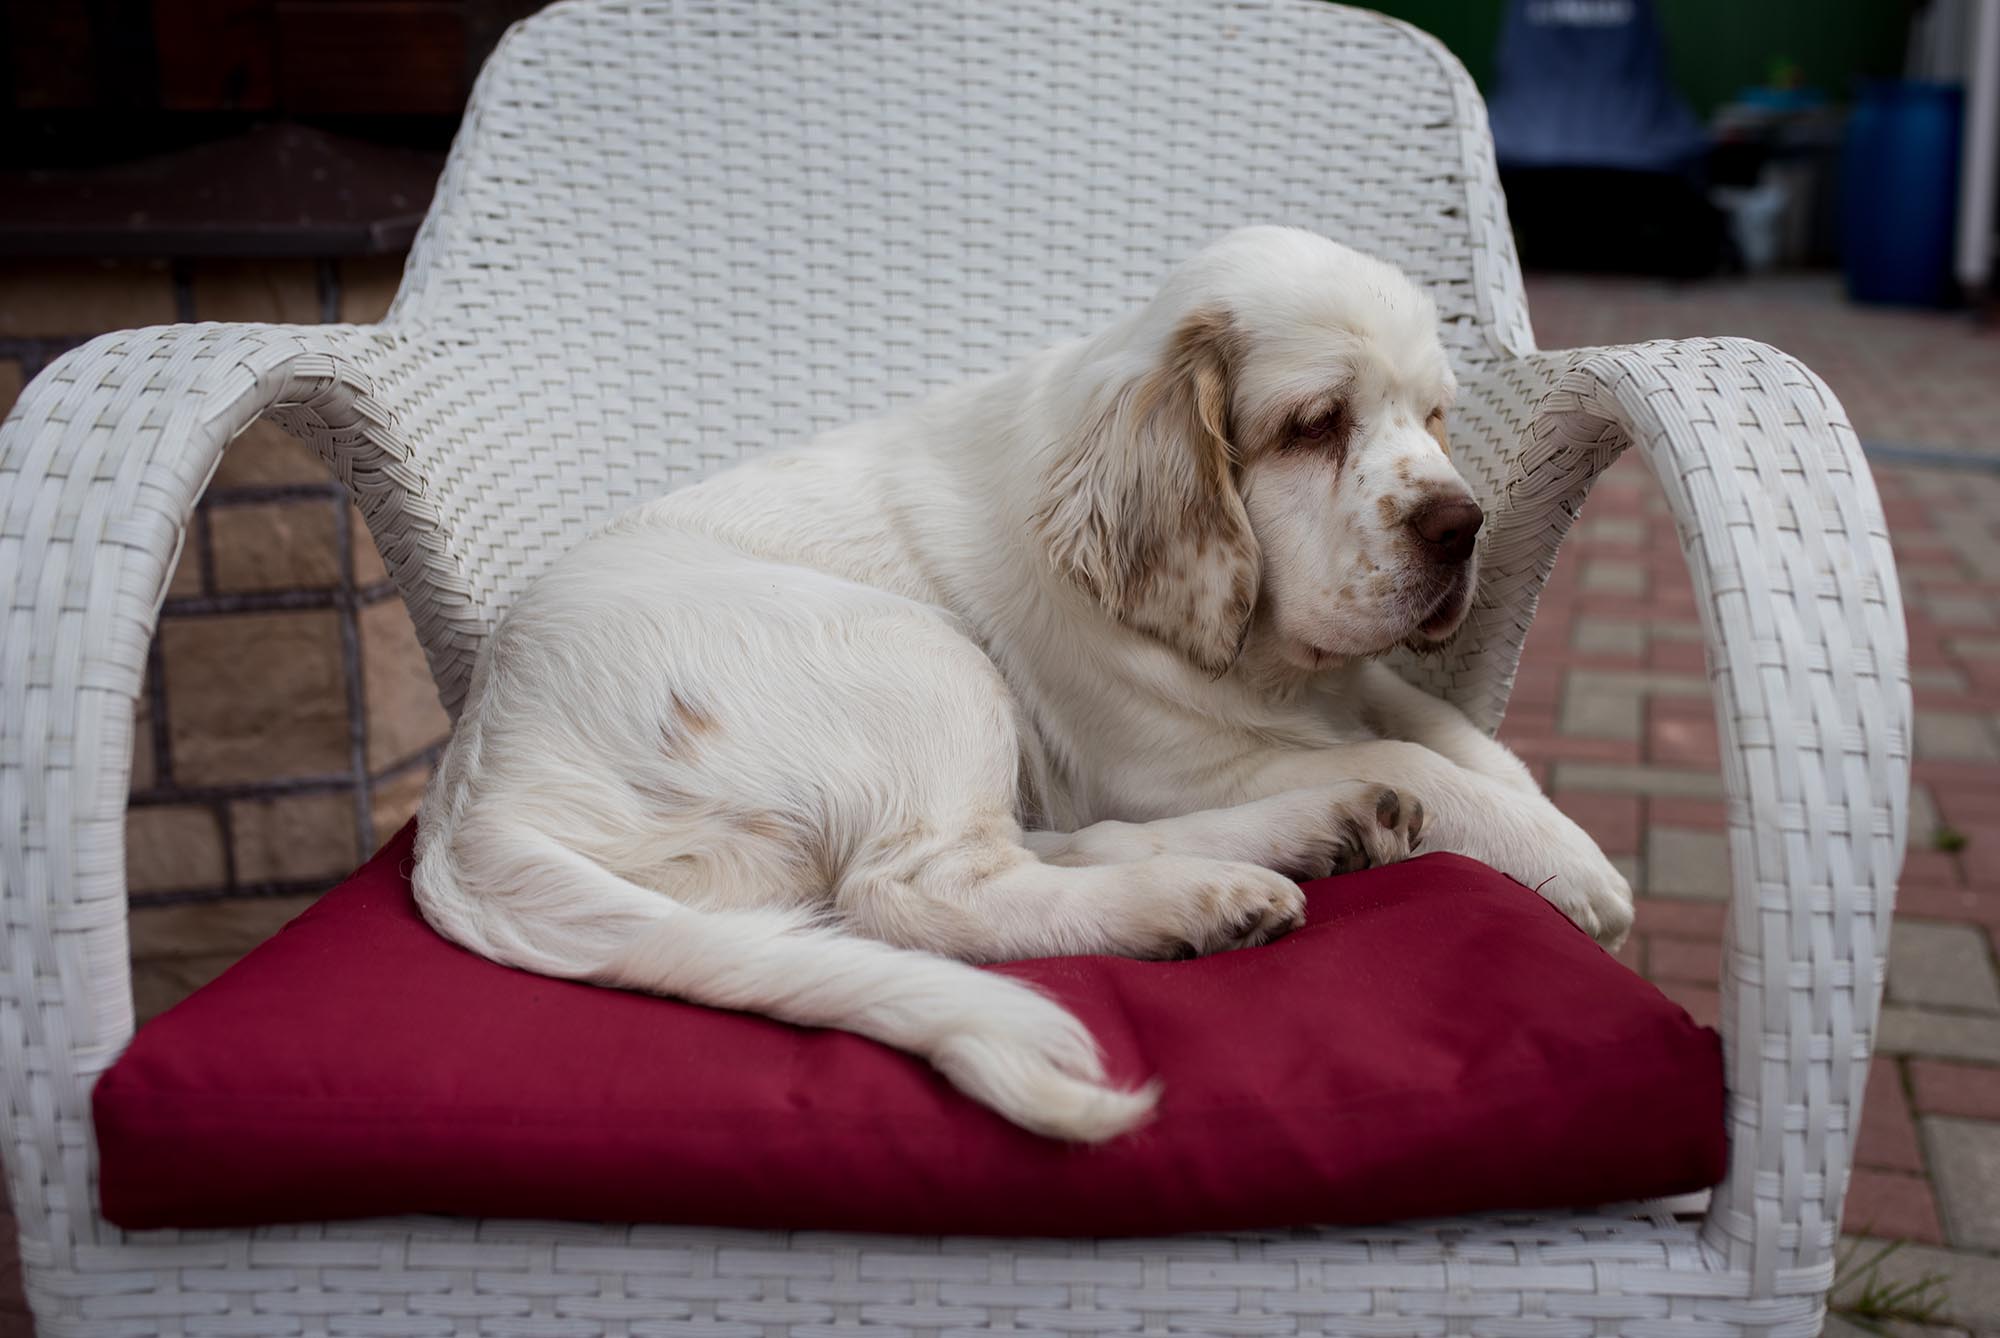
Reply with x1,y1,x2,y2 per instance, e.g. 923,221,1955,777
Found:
355,0,1531,711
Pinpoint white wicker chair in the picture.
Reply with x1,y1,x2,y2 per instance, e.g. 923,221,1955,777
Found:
0,1,1911,1333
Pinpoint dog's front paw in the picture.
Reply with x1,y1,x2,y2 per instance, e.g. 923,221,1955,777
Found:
1280,783,1425,879
1133,859,1307,959
1531,850,1635,950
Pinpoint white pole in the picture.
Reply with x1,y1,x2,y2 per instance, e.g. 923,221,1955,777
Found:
1957,0,2000,290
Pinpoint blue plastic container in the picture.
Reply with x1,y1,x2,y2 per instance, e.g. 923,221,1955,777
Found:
1842,80,1964,306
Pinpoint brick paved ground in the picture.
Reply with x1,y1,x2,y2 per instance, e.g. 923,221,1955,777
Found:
0,269,1995,1333
1525,275,2000,1333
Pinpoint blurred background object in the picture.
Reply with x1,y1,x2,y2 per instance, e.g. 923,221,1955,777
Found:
2,0,542,256
1374,0,1996,302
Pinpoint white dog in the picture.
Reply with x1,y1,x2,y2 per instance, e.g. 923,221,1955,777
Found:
414,227,1634,1143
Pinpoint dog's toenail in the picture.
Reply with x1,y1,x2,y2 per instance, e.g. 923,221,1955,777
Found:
1407,798,1425,842
1375,788,1401,829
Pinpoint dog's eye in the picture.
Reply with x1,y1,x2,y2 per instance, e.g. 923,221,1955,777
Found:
1294,405,1344,443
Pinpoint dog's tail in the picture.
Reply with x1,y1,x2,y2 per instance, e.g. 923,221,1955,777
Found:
411,810,1158,1143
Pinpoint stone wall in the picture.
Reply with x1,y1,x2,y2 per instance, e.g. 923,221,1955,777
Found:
0,254,448,1021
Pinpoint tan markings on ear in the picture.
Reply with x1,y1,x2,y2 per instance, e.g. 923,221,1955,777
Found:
1426,409,1450,455
1036,306,1261,675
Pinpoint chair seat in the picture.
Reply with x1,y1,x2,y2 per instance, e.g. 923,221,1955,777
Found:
95,823,1724,1235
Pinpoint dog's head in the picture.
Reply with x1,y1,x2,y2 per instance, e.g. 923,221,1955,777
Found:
1036,226,1475,678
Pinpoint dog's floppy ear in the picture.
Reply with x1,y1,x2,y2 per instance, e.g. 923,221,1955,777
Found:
1035,308,1259,675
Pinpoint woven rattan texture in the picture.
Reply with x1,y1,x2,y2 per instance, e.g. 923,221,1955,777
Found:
0,0,1907,1334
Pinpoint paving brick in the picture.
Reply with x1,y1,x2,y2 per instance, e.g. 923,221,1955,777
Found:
1951,635,2000,660
1656,980,1718,1028
1928,595,1997,629
1913,759,2000,795
125,803,226,895
1818,1316,1959,1338
1900,849,1965,888
1558,683,1643,740
1911,784,1944,847
1858,1057,1924,1173
1646,826,1730,900
1569,668,1711,697
1571,619,1646,657
1580,559,1645,596
1647,638,1707,672
1926,1118,2000,1249
1889,921,2000,1013
1959,829,2000,886
1573,514,1648,546
1647,936,1719,987
1649,796,1729,829
1844,1168,1945,1245
1939,788,2000,827
1504,733,1642,765
1911,1060,2000,1120
1897,884,2000,928
1548,762,1724,798
1551,790,1641,855
1647,708,1720,768
1879,1007,2000,1064
1632,897,1726,939
1613,932,1643,975
1916,711,2000,763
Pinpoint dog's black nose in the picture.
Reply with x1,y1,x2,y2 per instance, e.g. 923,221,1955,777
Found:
1408,498,1483,565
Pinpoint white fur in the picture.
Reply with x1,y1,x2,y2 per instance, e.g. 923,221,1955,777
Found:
414,227,1634,1143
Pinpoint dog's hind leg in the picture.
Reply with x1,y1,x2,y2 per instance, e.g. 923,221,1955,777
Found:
834,814,1311,962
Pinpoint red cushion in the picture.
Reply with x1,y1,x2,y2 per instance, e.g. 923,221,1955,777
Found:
96,822,1724,1234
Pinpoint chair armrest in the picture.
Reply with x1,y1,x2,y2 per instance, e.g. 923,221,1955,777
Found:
0,321,412,1254
1461,337,1910,1300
